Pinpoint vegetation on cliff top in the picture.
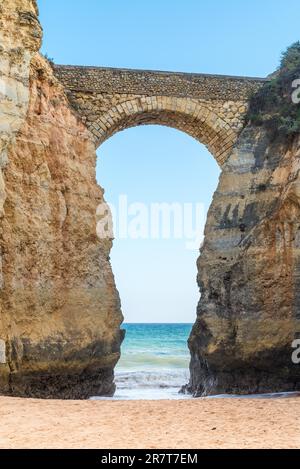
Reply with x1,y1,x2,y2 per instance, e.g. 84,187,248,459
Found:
247,42,300,137
43,53,55,66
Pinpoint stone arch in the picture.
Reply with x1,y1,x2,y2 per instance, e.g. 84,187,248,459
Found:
88,96,238,166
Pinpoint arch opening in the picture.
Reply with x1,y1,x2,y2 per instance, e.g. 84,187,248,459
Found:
96,122,220,399
92,96,237,167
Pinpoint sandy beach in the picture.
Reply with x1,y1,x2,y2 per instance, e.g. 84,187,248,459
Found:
0,396,299,449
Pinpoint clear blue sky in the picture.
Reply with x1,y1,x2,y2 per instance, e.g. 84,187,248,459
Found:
38,0,300,322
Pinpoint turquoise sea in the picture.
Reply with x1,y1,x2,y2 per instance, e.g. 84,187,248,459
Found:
114,323,192,400
91,323,300,401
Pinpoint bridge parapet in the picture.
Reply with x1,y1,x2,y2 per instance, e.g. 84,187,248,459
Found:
53,65,267,166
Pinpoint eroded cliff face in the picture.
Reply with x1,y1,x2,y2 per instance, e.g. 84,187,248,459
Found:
0,54,123,398
186,126,300,395
0,0,41,213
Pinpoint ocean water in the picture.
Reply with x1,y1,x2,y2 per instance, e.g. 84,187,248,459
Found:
113,323,192,400
91,323,300,401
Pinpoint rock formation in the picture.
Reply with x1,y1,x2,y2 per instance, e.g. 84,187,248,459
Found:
185,51,300,396
0,2,123,398
186,83,300,395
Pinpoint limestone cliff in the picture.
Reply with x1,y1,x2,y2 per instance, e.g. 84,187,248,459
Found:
186,104,300,395
0,53,124,398
0,0,41,214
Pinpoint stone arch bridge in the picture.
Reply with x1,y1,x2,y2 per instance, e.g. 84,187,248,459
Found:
53,65,266,166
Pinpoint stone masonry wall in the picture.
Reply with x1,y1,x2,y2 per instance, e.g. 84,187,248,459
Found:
53,65,266,166
54,65,265,100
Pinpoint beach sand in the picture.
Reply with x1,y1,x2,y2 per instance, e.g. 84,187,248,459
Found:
0,396,299,449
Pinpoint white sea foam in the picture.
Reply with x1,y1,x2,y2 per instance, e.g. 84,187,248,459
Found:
115,368,189,389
